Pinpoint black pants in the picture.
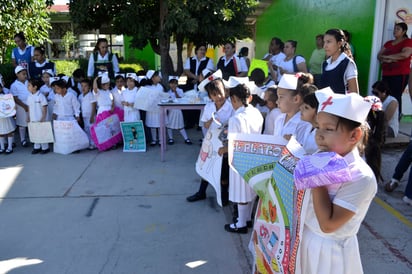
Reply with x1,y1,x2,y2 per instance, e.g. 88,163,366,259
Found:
382,74,409,118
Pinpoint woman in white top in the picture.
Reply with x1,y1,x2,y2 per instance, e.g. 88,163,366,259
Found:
220,84,263,234
277,40,308,82
87,38,119,80
372,80,399,137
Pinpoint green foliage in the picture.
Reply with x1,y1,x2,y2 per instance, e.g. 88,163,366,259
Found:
0,63,17,87
54,60,80,76
119,63,144,73
61,31,77,58
0,0,52,63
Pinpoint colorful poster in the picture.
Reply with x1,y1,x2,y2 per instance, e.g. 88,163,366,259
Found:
195,128,225,206
28,121,54,143
120,121,146,152
0,94,16,118
90,110,123,151
53,120,89,155
228,133,308,274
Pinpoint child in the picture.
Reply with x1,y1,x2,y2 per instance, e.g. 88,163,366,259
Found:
26,78,49,154
262,86,281,135
112,73,125,110
40,69,55,121
296,91,377,274
10,65,30,147
144,70,166,146
166,76,192,145
219,84,263,234
122,73,140,122
78,79,97,150
299,84,319,154
0,84,16,154
273,73,313,146
93,74,114,115
52,79,81,121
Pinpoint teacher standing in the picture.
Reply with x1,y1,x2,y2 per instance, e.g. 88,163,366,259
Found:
377,22,412,118
87,38,120,80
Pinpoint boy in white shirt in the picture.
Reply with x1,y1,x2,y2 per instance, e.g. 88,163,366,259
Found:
78,79,97,149
52,79,81,122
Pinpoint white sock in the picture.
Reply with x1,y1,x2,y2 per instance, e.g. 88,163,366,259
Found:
167,128,173,139
231,203,249,228
0,137,5,150
7,136,13,150
150,128,157,142
19,127,26,142
179,128,188,140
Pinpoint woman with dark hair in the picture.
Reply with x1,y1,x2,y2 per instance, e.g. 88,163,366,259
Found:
29,46,56,80
277,40,308,82
238,47,250,69
320,29,358,94
216,42,248,80
87,38,119,79
377,22,412,118
183,43,214,91
12,32,34,68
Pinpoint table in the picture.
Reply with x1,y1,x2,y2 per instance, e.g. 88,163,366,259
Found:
158,102,206,161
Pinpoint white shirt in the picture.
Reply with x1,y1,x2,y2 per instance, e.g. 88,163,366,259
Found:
264,52,286,68
278,55,306,81
167,88,184,99
78,91,96,118
27,91,48,122
10,80,30,102
53,92,80,119
382,95,399,137
184,56,214,73
273,111,312,145
218,55,248,73
11,45,34,59
94,89,113,114
40,84,53,99
263,107,282,135
87,52,120,77
111,86,125,109
201,99,234,130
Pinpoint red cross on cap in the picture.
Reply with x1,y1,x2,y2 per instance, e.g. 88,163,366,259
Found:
320,96,333,111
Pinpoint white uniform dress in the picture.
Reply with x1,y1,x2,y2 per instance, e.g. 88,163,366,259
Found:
40,84,54,121
296,148,377,274
122,87,140,122
145,84,166,128
273,111,312,146
27,91,48,149
263,107,281,135
228,105,263,203
302,127,318,155
278,55,306,82
200,99,234,130
166,88,185,129
53,92,80,120
382,95,399,137
111,86,124,110
10,80,30,127
78,91,96,146
94,89,113,115
0,94,16,134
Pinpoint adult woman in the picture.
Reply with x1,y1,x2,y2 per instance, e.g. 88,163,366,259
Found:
277,40,308,82
183,43,214,91
12,32,34,68
216,42,248,80
87,38,119,79
320,29,358,94
28,46,56,80
372,80,399,138
377,22,412,117
238,47,250,69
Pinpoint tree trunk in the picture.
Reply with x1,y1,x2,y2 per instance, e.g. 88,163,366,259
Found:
159,0,174,86
176,34,184,76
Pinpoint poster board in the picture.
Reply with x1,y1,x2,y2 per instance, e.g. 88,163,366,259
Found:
53,120,89,154
28,122,54,143
0,94,16,118
120,121,146,152
90,110,123,151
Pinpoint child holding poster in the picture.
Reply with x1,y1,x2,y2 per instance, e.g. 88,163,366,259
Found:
295,90,377,274
93,74,114,115
52,79,81,121
122,73,140,122
27,78,49,154
78,79,97,150
299,84,319,154
0,84,16,154
112,73,125,110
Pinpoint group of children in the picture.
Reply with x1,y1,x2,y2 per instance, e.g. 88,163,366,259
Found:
0,67,197,154
187,68,379,273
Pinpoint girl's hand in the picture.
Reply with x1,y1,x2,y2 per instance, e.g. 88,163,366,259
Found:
23,104,29,112
218,146,227,156
283,134,292,141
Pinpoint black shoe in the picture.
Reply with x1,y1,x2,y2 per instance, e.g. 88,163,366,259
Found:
224,223,248,234
5,148,13,154
186,192,206,202
185,139,193,145
31,148,41,154
150,141,157,147
168,139,174,145
40,148,50,154
0,149,4,154
21,140,28,147
247,220,253,228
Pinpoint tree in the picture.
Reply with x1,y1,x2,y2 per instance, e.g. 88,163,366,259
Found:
69,0,256,83
0,0,52,63
62,31,77,58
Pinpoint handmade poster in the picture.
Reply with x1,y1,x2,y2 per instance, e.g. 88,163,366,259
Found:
133,86,158,111
248,58,269,77
90,109,123,151
120,121,146,152
53,120,89,155
0,94,16,118
195,128,225,206
28,121,54,143
228,133,308,274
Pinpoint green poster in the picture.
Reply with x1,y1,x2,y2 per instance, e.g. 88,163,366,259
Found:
120,121,146,152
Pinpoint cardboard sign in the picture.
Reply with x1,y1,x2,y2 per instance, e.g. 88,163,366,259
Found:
120,121,146,152
53,120,89,154
91,110,122,151
28,121,54,143
0,94,16,118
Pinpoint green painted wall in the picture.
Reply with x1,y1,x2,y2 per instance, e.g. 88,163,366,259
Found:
256,0,376,94
123,36,156,70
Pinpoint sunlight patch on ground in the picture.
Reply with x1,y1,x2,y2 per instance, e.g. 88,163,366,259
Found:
0,165,23,201
185,260,207,268
0,257,43,273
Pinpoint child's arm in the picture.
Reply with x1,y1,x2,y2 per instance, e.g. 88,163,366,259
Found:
311,186,355,233
14,96,29,112
93,77,99,93
218,145,228,156
40,105,47,122
90,102,97,123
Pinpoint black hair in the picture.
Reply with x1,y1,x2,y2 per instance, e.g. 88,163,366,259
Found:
14,32,26,41
365,107,385,182
250,94,266,107
298,83,318,101
316,34,324,40
302,92,319,109
239,47,249,57
72,69,86,79
372,80,391,96
52,79,67,89
286,72,315,96
250,68,266,86
28,78,44,90
195,44,207,53
325,29,353,58
115,74,125,81
271,37,284,51
205,79,226,98
34,46,46,56
395,22,408,38
229,84,250,107
265,87,278,104
286,40,298,49
94,38,109,52
80,78,92,87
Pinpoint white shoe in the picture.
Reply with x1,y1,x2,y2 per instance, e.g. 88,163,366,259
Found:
402,196,412,206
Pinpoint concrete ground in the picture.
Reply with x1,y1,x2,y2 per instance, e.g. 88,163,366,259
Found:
0,121,411,273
